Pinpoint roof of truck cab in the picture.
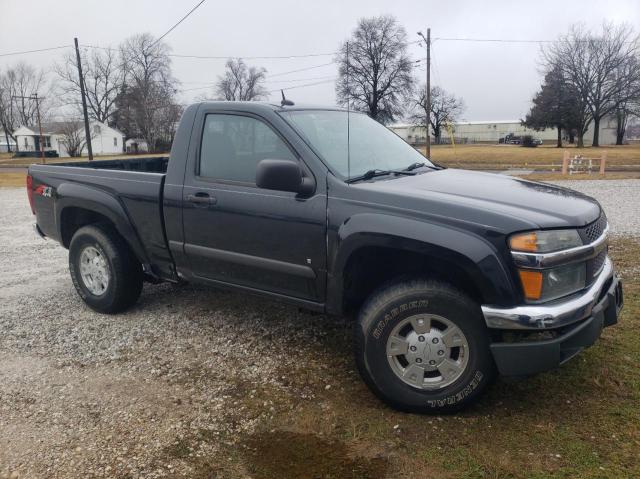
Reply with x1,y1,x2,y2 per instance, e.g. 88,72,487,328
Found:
195,101,349,113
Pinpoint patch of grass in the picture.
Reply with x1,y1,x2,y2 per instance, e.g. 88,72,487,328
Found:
424,143,640,170
0,172,26,187
214,237,640,478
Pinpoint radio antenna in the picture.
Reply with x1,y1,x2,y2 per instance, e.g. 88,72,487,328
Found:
280,90,294,106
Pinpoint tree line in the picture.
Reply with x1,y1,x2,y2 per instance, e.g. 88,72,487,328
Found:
2,17,639,155
0,33,182,154
526,23,640,147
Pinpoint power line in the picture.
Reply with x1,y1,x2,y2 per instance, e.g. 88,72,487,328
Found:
180,75,338,94
169,51,336,60
264,74,336,84
80,44,337,60
432,36,634,44
266,78,336,94
267,61,336,78
0,45,71,57
151,0,207,47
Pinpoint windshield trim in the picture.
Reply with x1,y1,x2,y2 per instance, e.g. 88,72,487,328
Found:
277,109,434,182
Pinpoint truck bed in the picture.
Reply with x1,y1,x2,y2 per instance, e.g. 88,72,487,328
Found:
28,156,174,280
55,156,169,173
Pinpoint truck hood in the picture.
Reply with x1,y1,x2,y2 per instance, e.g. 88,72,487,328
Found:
356,169,601,230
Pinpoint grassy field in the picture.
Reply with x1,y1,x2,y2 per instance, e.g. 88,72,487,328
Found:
0,172,26,187
0,152,168,187
2,144,640,188
203,237,639,478
425,143,640,171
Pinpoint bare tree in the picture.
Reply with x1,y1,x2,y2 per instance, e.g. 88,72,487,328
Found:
410,85,464,144
115,33,181,151
545,23,640,146
336,15,415,124
210,58,267,101
56,120,96,157
55,47,125,124
0,63,51,150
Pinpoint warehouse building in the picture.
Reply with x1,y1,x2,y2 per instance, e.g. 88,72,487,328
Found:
390,117,619,145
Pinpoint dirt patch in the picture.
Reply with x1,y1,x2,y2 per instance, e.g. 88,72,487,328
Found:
241,431,388,479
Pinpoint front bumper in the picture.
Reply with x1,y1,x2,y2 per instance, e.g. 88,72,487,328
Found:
482,258,623,376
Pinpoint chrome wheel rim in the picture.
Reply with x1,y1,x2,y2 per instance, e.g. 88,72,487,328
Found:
386,314,469,390
79,246,110,296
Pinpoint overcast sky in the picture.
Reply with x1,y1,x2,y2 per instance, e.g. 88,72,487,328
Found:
1,0,639,122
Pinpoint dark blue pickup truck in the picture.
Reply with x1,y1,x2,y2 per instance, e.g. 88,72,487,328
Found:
27,101,623,413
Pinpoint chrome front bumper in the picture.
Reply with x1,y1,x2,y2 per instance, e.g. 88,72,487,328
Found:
482,257,620,330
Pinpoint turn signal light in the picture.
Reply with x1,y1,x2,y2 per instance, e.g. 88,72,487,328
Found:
510,232,538,252
518,270,543,300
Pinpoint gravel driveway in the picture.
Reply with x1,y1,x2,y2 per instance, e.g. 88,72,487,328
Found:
0,179,638,478
0,187,356,478
548,179,640,236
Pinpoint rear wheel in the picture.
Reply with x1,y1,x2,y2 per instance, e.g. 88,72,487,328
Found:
69,224,143,314
354,278,495,413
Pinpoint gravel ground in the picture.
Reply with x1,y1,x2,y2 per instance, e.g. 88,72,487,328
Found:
0,179,638,478
0,188,356,478
549,179,640,236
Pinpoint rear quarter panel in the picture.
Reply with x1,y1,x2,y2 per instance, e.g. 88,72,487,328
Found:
28,165,173,278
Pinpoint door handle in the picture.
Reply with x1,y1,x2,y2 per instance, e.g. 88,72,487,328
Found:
186,193,217,206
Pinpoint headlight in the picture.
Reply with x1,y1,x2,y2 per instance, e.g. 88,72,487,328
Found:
510,229,586,302
510,229,582,253
518,263,586,301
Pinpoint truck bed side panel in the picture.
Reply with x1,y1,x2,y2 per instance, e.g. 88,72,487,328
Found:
29,165,175,280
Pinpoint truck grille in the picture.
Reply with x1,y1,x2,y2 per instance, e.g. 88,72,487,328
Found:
587,249,607,280
580,213,607,243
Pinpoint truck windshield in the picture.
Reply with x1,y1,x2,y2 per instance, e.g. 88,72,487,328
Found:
279,110,435,180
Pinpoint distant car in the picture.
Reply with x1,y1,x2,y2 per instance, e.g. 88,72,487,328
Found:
499,133,542,146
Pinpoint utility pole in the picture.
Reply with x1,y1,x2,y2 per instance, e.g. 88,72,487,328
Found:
418,29,431,158
13,94,46,164
74,37,93,161
34,93,45,164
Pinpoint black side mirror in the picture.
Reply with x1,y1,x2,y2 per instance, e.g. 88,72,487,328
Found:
256,159,315,196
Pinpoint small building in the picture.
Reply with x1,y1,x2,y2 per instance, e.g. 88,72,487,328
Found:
0,131,16,153
13,121,125,157
390,117,619,145
125,138,149,154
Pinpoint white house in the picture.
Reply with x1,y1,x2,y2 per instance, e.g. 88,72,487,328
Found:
390,117,619,145
0,130,16,153
13,121,125,157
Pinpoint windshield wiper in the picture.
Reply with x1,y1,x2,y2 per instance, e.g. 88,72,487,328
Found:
345,169,415,184
403,162,426,171
402,161,443,171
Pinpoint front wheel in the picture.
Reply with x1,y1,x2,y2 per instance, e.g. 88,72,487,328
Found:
69,224,143,314
354,279,495,413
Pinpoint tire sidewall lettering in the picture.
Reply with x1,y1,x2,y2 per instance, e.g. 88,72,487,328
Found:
372,299,428,340
426,370,484,408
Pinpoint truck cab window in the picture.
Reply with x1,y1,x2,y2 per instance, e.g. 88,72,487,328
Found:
199,114,296,183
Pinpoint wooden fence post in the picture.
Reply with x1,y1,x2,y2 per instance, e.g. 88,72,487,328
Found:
599,151,607,175
562,151,569,175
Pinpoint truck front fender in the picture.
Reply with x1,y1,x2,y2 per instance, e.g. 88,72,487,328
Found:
326,213,517,314
55,182,150,265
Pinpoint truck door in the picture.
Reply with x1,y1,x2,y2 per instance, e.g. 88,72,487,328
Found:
181,109,327,302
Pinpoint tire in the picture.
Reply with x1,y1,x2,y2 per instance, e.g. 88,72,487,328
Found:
354,278,495,414
69,224,143,314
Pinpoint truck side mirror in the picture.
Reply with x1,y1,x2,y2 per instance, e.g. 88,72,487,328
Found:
256,159,315,196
